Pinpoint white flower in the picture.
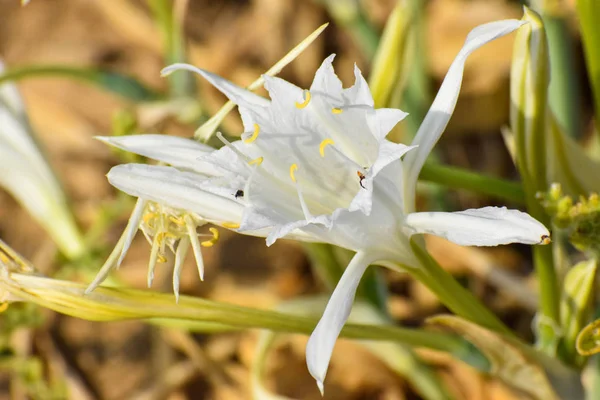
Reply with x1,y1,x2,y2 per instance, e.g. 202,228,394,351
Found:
93,19,547,393
0,62,84,259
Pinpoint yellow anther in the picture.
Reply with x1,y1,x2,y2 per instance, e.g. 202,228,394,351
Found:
0,252,10,265
295,90,311,109
541,235,552,245
157,253,168,263
289,164,298,182
143,212,158,225
222,222,240,229
169,216,186,226
0,303,8,313
331,107,343,114
249,156,264,166
319,138,335,157
201,227,220,247
244,123,261,143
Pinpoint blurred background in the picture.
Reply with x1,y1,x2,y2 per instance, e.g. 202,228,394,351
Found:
0,0,594,399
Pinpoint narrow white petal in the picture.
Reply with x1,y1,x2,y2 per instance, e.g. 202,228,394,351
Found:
185,215,205,281
306,252,380,393
173,236,190,303
117,198,146,267
107,164,244,223
96,135,217,175
403,20,526,211
162,63,270,108
404,206,550,246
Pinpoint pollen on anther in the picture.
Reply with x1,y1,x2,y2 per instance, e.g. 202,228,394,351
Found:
319,138,335,157
289,164,298,182
249,156,263,166
541,235,551,245
222,222,240,229
244,123,260,143
331,107,343,114
201,227,220,247
295,90,311,109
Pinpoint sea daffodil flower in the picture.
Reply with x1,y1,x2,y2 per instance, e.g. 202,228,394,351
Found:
91,19,549,393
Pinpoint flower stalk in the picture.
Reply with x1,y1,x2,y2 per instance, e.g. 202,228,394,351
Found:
510,7,560,353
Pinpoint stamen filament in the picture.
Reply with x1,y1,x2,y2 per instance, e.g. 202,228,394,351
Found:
319,138,335,157
217,132,250,162
201,227,220,247
295,90,311,109
295,184,313,221
244,123,261,143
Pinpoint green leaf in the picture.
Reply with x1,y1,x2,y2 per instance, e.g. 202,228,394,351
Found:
0,66,160,102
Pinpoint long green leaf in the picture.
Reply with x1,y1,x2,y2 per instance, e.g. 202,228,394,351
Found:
0,66,160,101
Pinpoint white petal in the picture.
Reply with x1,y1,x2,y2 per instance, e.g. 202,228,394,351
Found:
96,135,217,175
162,63,270,108
342,64,374,106
306,251,380,394
310,54,343,100
348,141,416,215
373,108,408,140
107,164,244,223
263,75,303,108
117,198,146,266
404,206,550,246
403,20,526,212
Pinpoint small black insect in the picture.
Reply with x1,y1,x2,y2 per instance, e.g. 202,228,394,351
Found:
234,189,244,199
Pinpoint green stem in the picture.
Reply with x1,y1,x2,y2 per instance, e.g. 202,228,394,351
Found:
532,243,560,354
419,163,526,204
408,239,512,336
147,0,193,98
4,274,472,361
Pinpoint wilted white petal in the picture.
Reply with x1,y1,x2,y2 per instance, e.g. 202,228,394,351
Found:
403,20,526,211
96,135,217,174
306,251,381,394
404,206,550,246
162,63,270,108
107,164,244,224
